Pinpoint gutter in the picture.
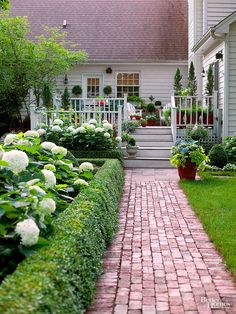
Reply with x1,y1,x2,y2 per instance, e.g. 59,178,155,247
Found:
192,27,224,53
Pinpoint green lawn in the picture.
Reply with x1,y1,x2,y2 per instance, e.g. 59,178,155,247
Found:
180,173,236,279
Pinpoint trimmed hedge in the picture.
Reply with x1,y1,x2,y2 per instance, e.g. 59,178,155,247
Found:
71,149,124,162
0,159,124,313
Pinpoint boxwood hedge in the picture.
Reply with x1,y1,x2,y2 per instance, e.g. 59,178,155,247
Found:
71,148,124,163
0,159,124,314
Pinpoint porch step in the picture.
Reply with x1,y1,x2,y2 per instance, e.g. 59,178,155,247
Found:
122,147,172,158
134,127,172,135
134,134,173,141
124,157,172,168
136,141,174,147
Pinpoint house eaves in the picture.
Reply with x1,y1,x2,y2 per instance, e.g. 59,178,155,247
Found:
192,10,236,54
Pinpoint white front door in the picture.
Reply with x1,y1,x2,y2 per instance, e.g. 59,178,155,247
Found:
82,75,103,98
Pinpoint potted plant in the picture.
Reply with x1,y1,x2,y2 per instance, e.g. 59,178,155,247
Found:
130,113,142,121
72,85,82,96
146,114,158,126
96,96,106,105
103,85,112,97
170,140,209,180
126,135,139,158
140,118,147,127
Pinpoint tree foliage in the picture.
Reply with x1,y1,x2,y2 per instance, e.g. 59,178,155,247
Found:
61,87,70,110
205,64,214,96
0,0,9,10
173,68,183,96
0,12,87,129
187,61,197,96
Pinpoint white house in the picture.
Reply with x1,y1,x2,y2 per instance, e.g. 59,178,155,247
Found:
10,0,188,105
189,0,236,137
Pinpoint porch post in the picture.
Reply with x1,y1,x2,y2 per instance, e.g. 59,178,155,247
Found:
30,104,39,130
213,91,218,136
171,96,177,143
117,105,122,146
123,93,128,121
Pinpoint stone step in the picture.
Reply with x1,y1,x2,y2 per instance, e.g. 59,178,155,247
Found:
134,134,173,141
134,127,172,135
136,141,174,147
124,157,172,168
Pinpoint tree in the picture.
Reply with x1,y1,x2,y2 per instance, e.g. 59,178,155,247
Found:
61,87,70,110
0,12,87,130
174,68,183,96
42,83,53,109
0,0,9,10
205,64,214,96
187,61,197,96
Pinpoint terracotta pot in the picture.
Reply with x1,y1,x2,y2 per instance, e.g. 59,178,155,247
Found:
178,160,197,180
203,112,213,125
147,120,157,126
131,115,141,121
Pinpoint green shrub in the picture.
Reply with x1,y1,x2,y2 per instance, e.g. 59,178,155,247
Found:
122,120,140,133
224,135,236,163
0,160,124,313
71,149,123,162
103,85,112,96
146,103,156,113
187,125,208,141
72,85,82,96
208,144,228,168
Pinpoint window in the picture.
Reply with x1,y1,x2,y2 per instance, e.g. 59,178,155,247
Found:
87,78,100,98
116,73,139,97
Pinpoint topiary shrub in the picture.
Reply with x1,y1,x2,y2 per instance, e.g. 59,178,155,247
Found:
103,85,112,96
72,85,82,96
208,144,228,168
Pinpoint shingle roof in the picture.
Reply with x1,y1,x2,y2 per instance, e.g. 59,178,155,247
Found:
10,0,188,62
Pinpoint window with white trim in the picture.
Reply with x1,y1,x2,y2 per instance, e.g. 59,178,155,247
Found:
116,73,139,97
87,77,100,98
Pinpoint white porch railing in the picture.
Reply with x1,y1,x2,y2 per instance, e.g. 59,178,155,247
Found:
171,91,222,143
30,95,128,138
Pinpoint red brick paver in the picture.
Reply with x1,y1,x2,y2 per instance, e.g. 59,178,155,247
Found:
87,169,236,314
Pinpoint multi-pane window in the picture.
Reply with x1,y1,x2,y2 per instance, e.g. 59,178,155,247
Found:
87,78,100,98
116,73,139,97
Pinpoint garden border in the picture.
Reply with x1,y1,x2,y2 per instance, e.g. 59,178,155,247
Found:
0,159,124,313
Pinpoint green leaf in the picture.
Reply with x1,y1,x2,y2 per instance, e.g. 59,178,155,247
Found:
0,160,8,166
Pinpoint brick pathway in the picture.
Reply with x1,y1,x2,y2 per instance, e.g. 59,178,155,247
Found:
87,169,236,314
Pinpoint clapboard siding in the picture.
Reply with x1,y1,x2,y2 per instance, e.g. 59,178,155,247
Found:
188,0,203,58
228,21,236,135
196,0,203,41
202,42,224,109
57,63,188,104
207,0,236,28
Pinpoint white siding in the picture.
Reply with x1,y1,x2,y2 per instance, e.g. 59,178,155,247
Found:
188,0,194,59
228,21,236,136
57,63,188,104
196,0,204,42
207,0,236,29
189,0,203,59
202,42,224,109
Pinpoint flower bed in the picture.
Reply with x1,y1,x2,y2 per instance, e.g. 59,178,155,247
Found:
0,131,95,282
0,159,124,313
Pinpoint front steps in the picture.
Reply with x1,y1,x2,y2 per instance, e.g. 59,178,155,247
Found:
123,127,173,168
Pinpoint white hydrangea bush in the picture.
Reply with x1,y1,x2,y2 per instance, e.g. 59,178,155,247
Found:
15,219,40,247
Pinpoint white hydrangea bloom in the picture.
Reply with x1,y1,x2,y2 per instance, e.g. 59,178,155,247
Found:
103,122,113,130
44,164,56,172
51,146,67,156
39,198,56,214
89,119,97,125
95,127,104,133
41,141,57,151
104,132,111,138
37,128,46,136
82,123,89,127
2,150,29,174
75,126,86,133
29,185,46,196
41,169,56,188
102,120,108,124
24,130,40,138
67,126,75,133
51,125,62,132
74,178,89,186
4,134,18,146
53,119,64,126
55,160,65,166
87,124,95,130
39,123,46,128
15,219,40,247
17,139,30,146
116,136,122,142
27,179,40,186
79,162,94,172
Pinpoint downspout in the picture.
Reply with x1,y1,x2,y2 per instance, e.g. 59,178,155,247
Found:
223,34,229,139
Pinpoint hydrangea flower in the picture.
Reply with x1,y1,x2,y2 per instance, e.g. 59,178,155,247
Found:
116,136,122,142
44,164,56,172
53,119,64,126
89,119,97,125
74,178,89,187
17,139,30,146
41,141,57,151
104,132,111,138
4,134,18,146
15,219,40,247
95,127,104,133
39,198,56,214
103,122,113,130
29,185,46,196
75,126,86,133
51,125,62,132
67,126,75,133
2,150,29,174
51,146,67,156
27,179,40,186
55,160,65,166
82,123,89,127
41,169,56,188
86,124,96,130
79,162,94,172
102,120,108,124
37,128,46,136
24,130,40,138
